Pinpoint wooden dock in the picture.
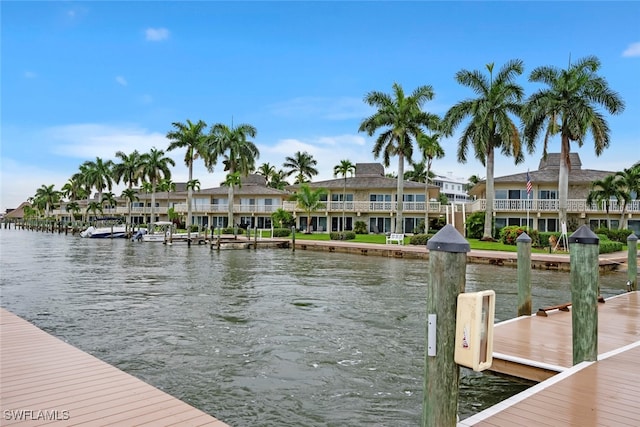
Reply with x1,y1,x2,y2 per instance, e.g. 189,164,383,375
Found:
0,308,229,426
460,291,640,426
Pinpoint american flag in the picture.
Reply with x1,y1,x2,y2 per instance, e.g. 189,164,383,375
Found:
526,171,532,195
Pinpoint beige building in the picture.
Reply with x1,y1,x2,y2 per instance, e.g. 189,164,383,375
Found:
467,153,640,234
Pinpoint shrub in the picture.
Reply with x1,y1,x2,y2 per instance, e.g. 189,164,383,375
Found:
595,227,633,244
222,226,244,235
538,232,562,248
599,240,623,253
499,226,539,246
353,221,367,234
465,212,485,239
409,234,434,245
272,228,292,238
330,231,356,240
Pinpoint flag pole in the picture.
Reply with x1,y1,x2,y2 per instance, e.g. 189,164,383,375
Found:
526,169,531,230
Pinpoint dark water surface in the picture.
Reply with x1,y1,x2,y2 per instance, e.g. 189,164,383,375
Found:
0,229,629,426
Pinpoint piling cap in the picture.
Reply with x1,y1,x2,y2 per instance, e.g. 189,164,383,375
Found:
426,224,470,253
628,233,638,242
568,225,599,245
516,232,532,243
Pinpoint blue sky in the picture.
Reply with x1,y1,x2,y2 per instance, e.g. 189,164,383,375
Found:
2,1,639,211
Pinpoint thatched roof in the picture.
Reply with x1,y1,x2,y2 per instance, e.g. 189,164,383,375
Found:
4,202,31,219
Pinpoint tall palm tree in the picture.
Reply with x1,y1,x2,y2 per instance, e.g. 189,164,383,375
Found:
290,183,327,233
416,131,445,234
359,82,440,233
442,60,530,240
140,147,175,224
208,122,259,226
82,157,115,205
72,163,94,223
333,159,356,232
283,151,318,184
523,55,625,227
166,119,210,230
586,174,625,230
86,201,103,221
121,188,139,227
615,165,640,229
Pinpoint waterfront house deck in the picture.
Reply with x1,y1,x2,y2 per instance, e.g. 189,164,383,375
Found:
0,308,228,426
460,291,640,425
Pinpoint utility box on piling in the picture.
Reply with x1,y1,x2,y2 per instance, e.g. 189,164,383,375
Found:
455,290,495,372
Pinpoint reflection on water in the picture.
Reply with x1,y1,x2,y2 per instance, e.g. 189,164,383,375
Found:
0,229,629,426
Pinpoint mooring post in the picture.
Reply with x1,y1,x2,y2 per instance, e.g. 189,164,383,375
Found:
569,225,599,364
517,232,532,316
254,226,258,249
291,226,296,252
628,233,638,291
423,224,469,427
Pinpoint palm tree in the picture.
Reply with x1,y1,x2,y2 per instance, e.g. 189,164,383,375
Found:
586,174,625,230
86,201,103,221
269,169,290,190
72,163,94,223
333,159,356,232
208,122,259,226
158,178,176,211
416,131,445,234
359,82,440,233
442,60,530,240
283,151,318,184
187,179,201,192
523,55,625,227
113,149,143,227
290,183,327,233
256,162,277,186
33,184,61,218
82,157,115,204
404,160,428,183
167,119,210,231
65,201,81,221
61,176,87,203
466,174,482,192
615,165,640,229
101,192,117,215
121,188,139,227
140,147,175,224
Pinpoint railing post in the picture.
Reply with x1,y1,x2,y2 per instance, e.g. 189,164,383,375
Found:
423,224,470,427
628,233,638,291
569,225,600,364
517,232,532,316
291,226,296,252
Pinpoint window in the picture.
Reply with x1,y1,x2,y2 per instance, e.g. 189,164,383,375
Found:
495,190,508,199
539,190,557,200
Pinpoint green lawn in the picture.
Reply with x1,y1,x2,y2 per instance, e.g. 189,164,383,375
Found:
284,232,553,252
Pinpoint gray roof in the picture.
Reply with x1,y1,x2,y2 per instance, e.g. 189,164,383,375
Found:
287,175,430,191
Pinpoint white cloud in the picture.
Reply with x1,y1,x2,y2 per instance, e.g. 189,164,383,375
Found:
622,42,640,57
145,27,170,42
0,158,70,211
116,76,127,86
45,124,168,159
24,71,37,79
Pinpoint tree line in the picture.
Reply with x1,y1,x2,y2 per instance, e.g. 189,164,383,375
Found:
28,55,634,236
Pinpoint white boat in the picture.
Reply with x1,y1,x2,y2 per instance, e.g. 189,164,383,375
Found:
80,225,127,238
141,221,195,243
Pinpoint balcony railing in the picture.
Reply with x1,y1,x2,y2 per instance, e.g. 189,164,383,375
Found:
467,199,640,214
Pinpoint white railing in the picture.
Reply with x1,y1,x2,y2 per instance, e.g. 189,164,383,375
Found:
465,199,640,214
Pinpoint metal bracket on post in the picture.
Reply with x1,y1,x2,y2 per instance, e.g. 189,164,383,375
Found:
427,314,437,356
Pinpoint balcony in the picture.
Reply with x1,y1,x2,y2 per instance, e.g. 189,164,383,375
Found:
467,199,640,214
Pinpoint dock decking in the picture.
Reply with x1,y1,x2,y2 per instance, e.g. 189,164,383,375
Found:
460,291,640,426
0,308,229,426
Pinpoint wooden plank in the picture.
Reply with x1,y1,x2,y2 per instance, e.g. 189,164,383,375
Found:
0,308,229,427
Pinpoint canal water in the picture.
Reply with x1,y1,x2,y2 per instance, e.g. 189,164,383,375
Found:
0,229,629,426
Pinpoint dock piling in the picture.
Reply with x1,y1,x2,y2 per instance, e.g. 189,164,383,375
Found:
423,224,470,427
628,233,638,291
517,232,532,316
569,225,599,364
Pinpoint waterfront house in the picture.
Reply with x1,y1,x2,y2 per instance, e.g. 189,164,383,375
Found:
284,163,443,233
467,153,640,234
